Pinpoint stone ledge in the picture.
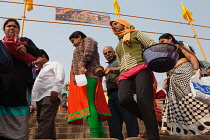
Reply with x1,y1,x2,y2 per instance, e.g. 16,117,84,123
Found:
29,135,210,140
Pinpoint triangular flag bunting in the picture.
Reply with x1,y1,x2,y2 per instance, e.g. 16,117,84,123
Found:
113,0,120,15
181,2,194,22
26,0,33,11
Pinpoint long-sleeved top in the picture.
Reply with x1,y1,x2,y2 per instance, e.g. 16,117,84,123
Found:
105,56,119,94
0,37,39,107
72,37,100,79
32,61,65,102
115,31,156,73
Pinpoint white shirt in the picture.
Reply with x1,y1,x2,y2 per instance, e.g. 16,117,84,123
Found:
32,61,65,102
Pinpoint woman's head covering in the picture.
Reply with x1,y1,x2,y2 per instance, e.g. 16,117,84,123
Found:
110,18,136,44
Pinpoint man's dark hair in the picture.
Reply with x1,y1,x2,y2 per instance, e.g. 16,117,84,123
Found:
69,31,87,40
38,49,49,60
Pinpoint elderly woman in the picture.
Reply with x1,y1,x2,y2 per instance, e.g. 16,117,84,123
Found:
104,18,160,140
0,19,39,140
159,33,210,135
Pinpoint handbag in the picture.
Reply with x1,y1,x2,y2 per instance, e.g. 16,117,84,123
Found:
0,40,13,73
190,69,210,105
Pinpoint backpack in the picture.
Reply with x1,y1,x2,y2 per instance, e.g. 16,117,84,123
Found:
0,40,13,73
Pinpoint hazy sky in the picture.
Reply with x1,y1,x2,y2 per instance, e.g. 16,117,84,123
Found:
0,0,210,87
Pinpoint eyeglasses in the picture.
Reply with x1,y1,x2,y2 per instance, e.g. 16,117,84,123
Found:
6,25,18,28
104,51,112,55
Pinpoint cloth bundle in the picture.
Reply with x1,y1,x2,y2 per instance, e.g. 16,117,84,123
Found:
2,33,36,66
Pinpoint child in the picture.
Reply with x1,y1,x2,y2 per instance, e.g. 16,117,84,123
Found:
60,93,68,111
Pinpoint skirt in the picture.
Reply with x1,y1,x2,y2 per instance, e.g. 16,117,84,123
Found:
161,62,210,135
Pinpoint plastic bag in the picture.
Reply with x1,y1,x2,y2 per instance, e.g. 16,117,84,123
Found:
190,69,210,105
75,74,87,86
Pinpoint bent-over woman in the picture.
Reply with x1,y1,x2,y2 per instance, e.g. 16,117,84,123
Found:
159,33,210,135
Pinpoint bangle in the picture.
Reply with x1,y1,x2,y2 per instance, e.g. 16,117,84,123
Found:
194,68,199,70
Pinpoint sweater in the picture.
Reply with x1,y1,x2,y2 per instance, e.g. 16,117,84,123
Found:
115,31,156,73
72,37,100,79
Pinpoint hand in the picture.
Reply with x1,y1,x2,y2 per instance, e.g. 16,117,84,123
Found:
103,68,113,75
78,66,87,75
16,45,27,55
72,76,76,84
30,106,35,116
193,69,198,74
51,91,58,101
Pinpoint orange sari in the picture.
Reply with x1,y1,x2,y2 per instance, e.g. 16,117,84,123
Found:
67,72,111,125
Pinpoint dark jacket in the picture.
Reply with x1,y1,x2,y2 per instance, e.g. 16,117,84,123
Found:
0,37,39,107
105,56,119,95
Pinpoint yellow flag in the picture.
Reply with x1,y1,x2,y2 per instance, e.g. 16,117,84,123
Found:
181,2,194,21
26,0,33,11
113,0,120,15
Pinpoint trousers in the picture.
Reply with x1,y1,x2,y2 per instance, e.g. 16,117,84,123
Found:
108,89,139,140
118,69,160,140
35,96,60,140
86,78,106,138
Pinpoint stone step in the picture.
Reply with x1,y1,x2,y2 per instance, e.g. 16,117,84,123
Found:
29,117,144,125
29,138,117,140
28,135,210,140
29,111,146,139
29,122,145,129
29,132,116,139
29,125,146,135
30,111,143,123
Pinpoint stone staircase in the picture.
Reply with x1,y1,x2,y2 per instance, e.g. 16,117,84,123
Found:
29,107,210,140
29,111,146,139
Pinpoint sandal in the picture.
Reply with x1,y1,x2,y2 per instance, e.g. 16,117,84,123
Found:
138,131,147,138
159,130,170,136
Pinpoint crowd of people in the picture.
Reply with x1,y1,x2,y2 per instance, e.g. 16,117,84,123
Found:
0,18,210,140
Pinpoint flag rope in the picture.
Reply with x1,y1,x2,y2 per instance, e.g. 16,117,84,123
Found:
1,0,210,29
0,16,210,41
20,0,27,37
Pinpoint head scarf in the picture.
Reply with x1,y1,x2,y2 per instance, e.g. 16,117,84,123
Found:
110,18,136,44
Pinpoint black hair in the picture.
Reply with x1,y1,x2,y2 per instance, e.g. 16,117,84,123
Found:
3,19,20,30
38,49,49,60
62,93,67,97
189,46,195,54
69,31,86,40
159,33,179,44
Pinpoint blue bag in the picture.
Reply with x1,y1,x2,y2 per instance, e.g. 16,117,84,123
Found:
0,40,13,73
190,69,210,105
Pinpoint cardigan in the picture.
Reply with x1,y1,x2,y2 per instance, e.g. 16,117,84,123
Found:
115,31,156,73
72,37,100,79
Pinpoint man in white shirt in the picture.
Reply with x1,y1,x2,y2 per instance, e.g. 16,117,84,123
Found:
32,49,65,140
